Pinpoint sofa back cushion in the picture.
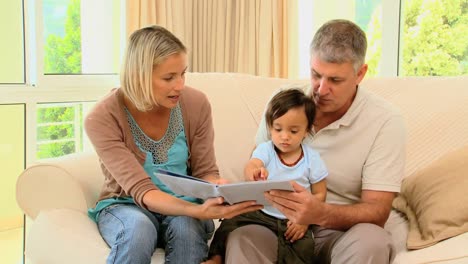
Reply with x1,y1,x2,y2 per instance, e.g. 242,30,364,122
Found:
362,76,468,178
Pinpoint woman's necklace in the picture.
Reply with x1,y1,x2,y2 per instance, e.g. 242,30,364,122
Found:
277,147,304,167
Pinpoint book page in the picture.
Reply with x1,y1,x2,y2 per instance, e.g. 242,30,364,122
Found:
218,180,296,205
154,170,298,205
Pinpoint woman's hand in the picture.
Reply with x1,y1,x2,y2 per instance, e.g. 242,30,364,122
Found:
201,175,229,185
195,197,263,220
143,190,262,220
202,175,230,185
284,221,308,242
212,178,230,185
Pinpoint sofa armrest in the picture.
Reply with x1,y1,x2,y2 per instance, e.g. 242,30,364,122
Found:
26,209,109,264
26,208,166,264
16,151,102,219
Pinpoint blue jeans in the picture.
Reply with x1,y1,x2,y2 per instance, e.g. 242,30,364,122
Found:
97,203,214,264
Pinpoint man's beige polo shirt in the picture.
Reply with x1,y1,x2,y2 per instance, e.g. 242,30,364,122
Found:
256,86,406,205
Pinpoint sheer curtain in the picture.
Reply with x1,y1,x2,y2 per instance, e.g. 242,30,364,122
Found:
126,0,292,78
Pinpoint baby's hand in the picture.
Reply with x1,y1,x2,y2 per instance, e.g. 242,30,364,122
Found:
252,167,268,181
285,220,308,242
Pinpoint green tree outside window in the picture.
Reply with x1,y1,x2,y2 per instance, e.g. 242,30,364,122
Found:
40,0,83,159
44,0,81,74
401,0,468,76
366,0,468,76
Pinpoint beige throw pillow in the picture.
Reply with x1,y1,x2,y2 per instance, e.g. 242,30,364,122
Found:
392,145,468,249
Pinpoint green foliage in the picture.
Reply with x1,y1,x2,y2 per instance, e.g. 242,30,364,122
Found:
37,106,74,141
36,105,79,159
39,0,83,159
37,105,74,123
365,7,382,77
366,0,468,76
401,0,468,76
37,123,74,141
355,0,381,32
44,0,81,74
37,141,76,159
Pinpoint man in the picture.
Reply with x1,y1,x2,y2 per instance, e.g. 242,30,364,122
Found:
225,19,407,264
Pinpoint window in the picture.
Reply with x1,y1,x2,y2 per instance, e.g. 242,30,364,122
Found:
31,0,122,160
36,102,95,159
296,0,468,78
43,0,122,75
295,0,385,78
0,1,124,262
0,0,24,83
0,104,25,264
35,0,122,88
32,0,122,161
400,0,468,76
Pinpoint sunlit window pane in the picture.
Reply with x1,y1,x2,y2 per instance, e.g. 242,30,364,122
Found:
356,0,383,77
0,1,24,83
296,0,382,78
43,0,122,75
400,0,468,76
36,102,95,159
0,104,25,264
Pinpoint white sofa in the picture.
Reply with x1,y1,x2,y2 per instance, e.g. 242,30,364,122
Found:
16,73,468,264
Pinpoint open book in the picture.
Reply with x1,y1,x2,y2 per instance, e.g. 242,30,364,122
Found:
154,169,297,205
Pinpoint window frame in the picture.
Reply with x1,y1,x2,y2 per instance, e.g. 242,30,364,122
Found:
0,0,124,165
32,0,122,90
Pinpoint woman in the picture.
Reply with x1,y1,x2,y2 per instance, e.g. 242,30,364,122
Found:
85,25,262,264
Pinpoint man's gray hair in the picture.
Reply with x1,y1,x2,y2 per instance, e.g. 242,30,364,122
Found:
310,19,367,72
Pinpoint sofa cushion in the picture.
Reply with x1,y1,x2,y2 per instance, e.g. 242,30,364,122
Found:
392,232,468,264
393,145,468,249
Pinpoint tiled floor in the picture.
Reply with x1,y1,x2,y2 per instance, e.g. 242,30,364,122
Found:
0,228,23,264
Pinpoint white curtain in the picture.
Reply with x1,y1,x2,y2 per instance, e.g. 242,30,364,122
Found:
126,0,291,78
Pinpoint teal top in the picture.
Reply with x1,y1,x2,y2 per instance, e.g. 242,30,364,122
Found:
88,104,202,222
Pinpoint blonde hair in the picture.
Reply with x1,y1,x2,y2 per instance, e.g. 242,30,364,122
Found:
120,25,186,111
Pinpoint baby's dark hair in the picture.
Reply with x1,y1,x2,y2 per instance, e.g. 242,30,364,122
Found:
265,88,316,131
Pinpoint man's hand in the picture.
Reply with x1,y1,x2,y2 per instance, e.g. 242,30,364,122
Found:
265,181,325,225
266,181,396,230
285,221,308,242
